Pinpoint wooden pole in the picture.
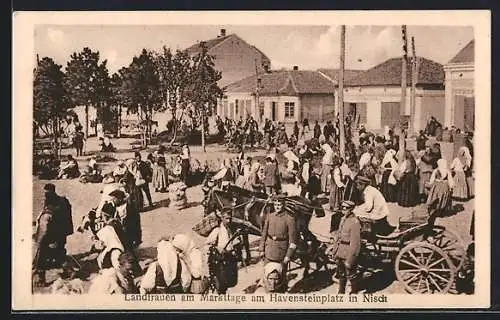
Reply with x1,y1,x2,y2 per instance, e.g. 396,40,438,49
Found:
409,36,417,136
338,25,346,158
399,25,408,163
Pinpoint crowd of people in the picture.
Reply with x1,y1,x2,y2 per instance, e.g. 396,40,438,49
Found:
33,113,475,295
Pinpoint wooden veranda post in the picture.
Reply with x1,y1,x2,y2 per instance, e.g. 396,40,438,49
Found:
338,25,346,158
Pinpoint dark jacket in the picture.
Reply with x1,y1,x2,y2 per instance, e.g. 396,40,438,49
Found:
259,211,298,262
332,212,361,266
137,161,152,182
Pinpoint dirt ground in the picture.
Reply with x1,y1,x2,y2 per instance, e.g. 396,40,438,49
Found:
32,137,475,295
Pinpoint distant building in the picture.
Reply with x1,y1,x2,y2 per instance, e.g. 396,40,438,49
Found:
185,28,271,87
444,39,474,131
340,56,445,132
221,66,337,124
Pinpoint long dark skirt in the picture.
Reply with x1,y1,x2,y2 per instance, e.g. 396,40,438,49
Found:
181,159,190,184
329,184,344,212
380,170,396,203
397,173,420,207
122,207,142,247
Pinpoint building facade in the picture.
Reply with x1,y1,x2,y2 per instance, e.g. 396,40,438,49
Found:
339,57,445,133
185,29,271,88
444,39,474,131
220,68,337,124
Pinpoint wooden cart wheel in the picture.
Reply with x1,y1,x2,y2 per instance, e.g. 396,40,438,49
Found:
426,226,466,271
395,242,455,294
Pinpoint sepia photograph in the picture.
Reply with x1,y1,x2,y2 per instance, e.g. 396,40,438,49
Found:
12,11,490,310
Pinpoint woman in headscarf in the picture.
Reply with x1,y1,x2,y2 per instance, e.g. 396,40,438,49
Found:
426,159,454,224
152,147,169,193
250,161,265,193
396,150,420,207
380,149,398,203
450,146,472,201
417,147,434,202
139,238,192,294
171,234,204,284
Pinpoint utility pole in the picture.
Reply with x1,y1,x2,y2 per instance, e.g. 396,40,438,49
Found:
255,59,261,123
409,36,417,136
399,25,408,163
338,25,346,158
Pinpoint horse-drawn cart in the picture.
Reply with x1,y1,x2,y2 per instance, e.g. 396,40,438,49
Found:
201,184,466,294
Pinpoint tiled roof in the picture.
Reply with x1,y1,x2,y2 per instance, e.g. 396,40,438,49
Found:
185,33,270,63
344,57,444,87
317,69,365,84
226,70,336,95
448,39,474,64
185,34,232,56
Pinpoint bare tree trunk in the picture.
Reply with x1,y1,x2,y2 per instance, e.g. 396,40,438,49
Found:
201,107,206,152
170,108,186,145
84,105,89,139
117,105,122,138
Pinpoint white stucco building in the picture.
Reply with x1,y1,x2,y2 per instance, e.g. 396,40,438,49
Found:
338,57,446,133
444,39,474,131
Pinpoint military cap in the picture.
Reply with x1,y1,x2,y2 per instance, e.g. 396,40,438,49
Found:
341,200,356,209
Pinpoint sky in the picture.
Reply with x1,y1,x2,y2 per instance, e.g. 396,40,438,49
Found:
35,25,474,74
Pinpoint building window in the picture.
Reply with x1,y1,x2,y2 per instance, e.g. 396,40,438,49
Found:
235,100,239,116
259,101,265,119
284,102,295,119
245,100,252,118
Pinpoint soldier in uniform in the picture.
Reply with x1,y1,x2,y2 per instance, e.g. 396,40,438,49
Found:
259,198,298,292
33,184,74,287
331,200,361,294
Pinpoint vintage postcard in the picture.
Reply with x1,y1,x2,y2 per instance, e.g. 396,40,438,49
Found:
12,10,490,310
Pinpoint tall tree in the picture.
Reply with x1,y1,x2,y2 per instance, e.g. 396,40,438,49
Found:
188,42,224,152
93,60,114,135
156,47,193,144
120,49,162,146
64,47,102,139
109,71,124,138
33,57,72,156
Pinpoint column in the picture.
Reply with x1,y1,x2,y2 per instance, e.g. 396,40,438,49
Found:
444,71,453,127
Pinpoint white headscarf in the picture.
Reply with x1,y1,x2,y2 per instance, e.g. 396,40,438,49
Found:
459,146,472,168
381,149,397,168
437,159,448,177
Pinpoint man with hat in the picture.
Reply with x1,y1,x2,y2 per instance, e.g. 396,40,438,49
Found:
33,184,74,286
330,200,361,294
354,175,396,236
259,198,298,292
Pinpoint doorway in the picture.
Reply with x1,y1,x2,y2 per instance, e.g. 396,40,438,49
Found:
271,102,277,121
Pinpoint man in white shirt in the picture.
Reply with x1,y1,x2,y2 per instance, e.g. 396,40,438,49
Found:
321,143,334,194
353,176,396,236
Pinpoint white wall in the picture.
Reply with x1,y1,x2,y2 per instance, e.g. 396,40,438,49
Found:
337,86,445,132
444,64,474,127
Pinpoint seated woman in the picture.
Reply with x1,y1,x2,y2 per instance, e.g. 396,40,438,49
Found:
139,238,193,294
57,155,80,179
101,137,116,152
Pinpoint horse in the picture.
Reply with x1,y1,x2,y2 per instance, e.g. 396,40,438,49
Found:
204,184,331,278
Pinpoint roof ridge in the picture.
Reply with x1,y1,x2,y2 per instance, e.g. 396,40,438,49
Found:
285,71,299,94
317,70,337,84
